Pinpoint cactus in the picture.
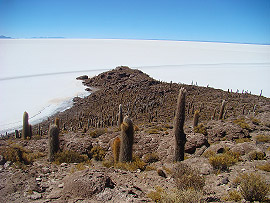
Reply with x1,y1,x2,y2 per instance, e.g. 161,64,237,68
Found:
173,88,187,162
29,125,33,139
54,117,60,128
48,124,60,162
119,116,134,162
118,104,123,128
218,100,226,120
22,111,30,139
193,110,200,129
112,137,121,163
15,130,19,138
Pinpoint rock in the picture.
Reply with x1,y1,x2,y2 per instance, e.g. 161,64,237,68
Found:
28,192,42,200
96,188,113,201
36,177,42,182
4,161,11,169
62,169,115,199
76,75,88,80
47,189,62,199
60,163,68,167
221,177,229,185
58,183,64,188
157,169,167,178
185,133,209,154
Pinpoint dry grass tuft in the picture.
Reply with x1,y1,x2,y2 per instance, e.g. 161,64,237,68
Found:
233,118,251,131
237,172,269,202
143,153,159,163
223,190,242,202
54,150,89,164
89,145,106,161
115,156,147,171
248,150,265,160
234,137,251,144
256,163,270,172
172,163,205,191
208,149,240,171
194,124,207,135
256,134,270,143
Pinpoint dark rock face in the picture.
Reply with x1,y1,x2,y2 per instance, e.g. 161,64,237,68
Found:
62,169,115,199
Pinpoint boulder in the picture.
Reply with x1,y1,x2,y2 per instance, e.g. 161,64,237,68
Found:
185,133,209,154
62,169,115,199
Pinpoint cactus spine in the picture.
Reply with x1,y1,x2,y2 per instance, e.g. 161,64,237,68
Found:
173,88,187,162
112,137,121,163
119,116,134,162
193,110,199,129
22,111,30,139
48,124,60,162
118,104,123,128
218,100,226,120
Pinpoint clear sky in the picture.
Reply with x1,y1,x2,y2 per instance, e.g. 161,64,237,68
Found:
0,0,269,44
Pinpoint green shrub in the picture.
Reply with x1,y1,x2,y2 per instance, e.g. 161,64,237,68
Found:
89,145,106,161
256,134,270,143
238,172,269,202
248,150,265,160
194,124,207,135
208,149,240,171
256,163,270,172
172,163,205,191
54,150,88,164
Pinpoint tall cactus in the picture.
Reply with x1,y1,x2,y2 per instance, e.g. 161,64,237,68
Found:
54,117,60,129
118,104,123,128
22,111,30,139
173,88,187,162
48,124,60,162
193,110,200,129
218,100,226,120
112,137,121,163
119,116,134,162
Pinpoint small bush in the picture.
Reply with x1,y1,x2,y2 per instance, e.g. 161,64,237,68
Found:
115,156,146,171
238,172,269,202
248,150,265,160
143,153,159,163
256,134,270,143
256,163,270,172
209,149,240,171
163,189,203,203
147,186,164,202
54,150,88,164
89,145,106,161
173,163,205,191
147,129,160,134
89,128,107,138
233,118,251,131
235,137,251,144
203,150,215,158
0,144,44,165
194,124,207,135
251,118,260,125
223,190,242,202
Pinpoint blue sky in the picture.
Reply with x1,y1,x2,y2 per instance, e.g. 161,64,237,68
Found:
0,0,269,44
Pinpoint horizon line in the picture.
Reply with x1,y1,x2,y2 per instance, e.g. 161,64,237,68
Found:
1,36,269,46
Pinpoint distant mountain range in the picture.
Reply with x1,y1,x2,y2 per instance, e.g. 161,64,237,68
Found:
0,35,65,39
0,35,12,39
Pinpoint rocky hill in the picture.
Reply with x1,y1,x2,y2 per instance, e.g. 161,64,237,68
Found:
0,66,270,202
